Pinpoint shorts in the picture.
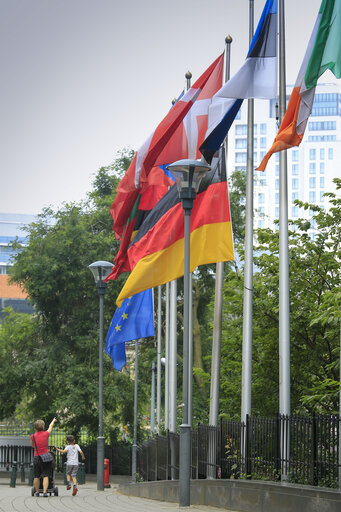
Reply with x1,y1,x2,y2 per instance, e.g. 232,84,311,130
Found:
66,464,79,477
33,455,52,478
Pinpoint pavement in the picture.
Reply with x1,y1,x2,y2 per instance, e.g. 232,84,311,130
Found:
0,474,224,512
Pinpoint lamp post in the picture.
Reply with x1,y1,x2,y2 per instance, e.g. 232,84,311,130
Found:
166,159,210,507
88,260,113,491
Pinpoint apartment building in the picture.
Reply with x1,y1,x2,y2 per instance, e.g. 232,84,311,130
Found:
227,82,341,235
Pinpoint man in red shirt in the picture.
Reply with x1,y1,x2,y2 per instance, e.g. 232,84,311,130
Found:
30,417,57,497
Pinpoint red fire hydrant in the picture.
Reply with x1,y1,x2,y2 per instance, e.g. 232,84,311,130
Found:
104,458,111,488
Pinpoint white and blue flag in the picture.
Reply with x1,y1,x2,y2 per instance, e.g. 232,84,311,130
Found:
200,0,278,163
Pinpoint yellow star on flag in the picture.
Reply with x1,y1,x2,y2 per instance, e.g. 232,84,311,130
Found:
115,324,122,332
122,313,128,320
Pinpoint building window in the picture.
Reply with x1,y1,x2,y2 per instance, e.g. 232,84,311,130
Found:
309,191,316,202
258,220,264,228
292,206,299,217
328,147,333,159
320,162,325,174
260,137,267,148
235,125,247,135
292,150,299,162
260,123,267,134
292,164,299,175
235,138,247,149
236,152,247,163
308,121,336,130
308,135,336,141
260,151,266,160
258,193,265,204
275,207,279,217
320,191,325,203
292,192,298,201
292,179,299,190
320,148,325,160
309,177,316,188
275,153,280,162
309,163,316,174
309,148,316,160
258,206,265,216
254,124,258,135
275,179,279,190
275,193,279,204
320,177,325,188
276,165,279,176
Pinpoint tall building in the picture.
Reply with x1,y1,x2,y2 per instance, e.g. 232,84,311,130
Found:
227,82,341,236
0,213,35,316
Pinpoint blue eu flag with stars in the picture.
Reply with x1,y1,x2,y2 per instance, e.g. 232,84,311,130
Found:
105,289,154,371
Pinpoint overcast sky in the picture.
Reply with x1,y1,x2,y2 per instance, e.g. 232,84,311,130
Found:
0,0,327,215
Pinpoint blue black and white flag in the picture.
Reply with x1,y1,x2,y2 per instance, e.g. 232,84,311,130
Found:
200,0,278,163
105,288,154,371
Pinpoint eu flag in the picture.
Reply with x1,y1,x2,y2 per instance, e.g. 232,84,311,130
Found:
105,289,154,370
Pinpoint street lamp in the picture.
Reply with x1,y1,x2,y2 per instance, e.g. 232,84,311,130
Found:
166,159,210,507
88,260,112,491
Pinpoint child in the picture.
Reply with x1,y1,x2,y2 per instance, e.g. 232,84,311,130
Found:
57,435,85,496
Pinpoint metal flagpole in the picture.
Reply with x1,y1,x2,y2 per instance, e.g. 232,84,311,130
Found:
185,70,194,428
156,285,162,434
132,340,139,482
165,282,170,430
208,34,232,480
279,0,290,480
169,279,177,479
151,361,156,435
241,0,254,429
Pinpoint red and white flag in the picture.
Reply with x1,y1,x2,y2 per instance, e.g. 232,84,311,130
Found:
111,53,224,240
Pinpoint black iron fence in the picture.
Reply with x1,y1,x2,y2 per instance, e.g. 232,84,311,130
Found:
136,414,340,488
0,442,132,475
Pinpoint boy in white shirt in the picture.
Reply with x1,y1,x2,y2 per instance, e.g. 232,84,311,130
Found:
57,435,85,495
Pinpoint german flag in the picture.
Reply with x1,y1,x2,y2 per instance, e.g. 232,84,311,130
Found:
116,156,234,307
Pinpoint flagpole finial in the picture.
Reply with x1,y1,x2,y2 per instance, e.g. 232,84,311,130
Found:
185,71,192,80
225,35,232,44
172,98,177,105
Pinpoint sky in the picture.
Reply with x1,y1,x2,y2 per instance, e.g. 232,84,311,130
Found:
0,0,327,215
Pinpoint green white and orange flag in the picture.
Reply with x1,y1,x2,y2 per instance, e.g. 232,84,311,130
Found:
258,0,341,171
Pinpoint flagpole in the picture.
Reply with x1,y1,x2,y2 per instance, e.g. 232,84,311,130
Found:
169,279,177,479
151,360,156,435
185,70,194,428
156,285,162,434
241,0,254,430
207,35,232,481
132,340,139,482
279,0,290,480
165,282,170,430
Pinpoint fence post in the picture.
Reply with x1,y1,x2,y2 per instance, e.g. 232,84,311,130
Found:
10,461,17,488
28,463,34,486
20,462,25,483
311,413,318,486
275,414,281,480
64,462,68,485
245,415,251,478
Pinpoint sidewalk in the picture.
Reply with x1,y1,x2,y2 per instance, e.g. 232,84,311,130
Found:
0,475,223,511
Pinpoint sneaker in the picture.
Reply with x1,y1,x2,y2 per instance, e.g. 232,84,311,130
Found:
66,485,71,490
72,487,78,496
43,493,48,498
34,492,39,497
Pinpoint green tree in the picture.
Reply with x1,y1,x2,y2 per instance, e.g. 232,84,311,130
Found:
3,150,142,438
217,179,341,418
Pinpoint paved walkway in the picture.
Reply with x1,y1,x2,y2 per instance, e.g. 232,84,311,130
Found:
0,476,224,512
